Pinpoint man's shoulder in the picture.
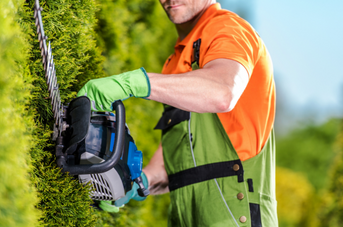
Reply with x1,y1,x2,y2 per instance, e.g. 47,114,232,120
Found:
201,9,258,45
205,9,252,32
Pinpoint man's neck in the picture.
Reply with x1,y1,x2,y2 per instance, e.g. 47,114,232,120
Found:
175,4,212,41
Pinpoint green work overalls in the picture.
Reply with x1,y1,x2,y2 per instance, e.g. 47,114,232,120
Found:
156,108,278,227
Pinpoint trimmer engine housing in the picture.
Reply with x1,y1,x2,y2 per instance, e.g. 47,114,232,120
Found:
78,112,143,201
55,97,149,201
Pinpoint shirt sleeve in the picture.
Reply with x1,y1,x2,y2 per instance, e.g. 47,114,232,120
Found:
201,15,260,77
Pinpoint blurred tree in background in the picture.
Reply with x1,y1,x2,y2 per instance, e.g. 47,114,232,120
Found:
317,126,343,227
276,118,340,191
93,0,176,226
276,167,317,227
275,118,342,227
95,0,177,75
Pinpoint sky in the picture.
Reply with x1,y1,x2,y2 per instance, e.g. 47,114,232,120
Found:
219,0,343,126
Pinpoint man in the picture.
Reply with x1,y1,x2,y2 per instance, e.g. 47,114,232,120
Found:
78,0,278,226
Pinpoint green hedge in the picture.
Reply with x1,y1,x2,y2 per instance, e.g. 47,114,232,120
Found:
0,0,178,225
17,0,105,226
0,0,39,226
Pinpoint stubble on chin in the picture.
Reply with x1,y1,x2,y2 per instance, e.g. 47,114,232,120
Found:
166,8,195,24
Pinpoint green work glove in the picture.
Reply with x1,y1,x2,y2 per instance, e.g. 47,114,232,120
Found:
114,172,149,207
98,201,121,213
77,67,150,111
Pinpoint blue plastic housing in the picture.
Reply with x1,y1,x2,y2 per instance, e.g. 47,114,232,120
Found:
127,142,143,180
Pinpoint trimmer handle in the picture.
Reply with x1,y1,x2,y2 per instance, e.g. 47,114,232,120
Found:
134,176,150,197
56,99,125,175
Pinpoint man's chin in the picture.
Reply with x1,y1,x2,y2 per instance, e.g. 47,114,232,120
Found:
169,16,191,25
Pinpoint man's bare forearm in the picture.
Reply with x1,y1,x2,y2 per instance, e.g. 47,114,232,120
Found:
143,144,169,195
147,58,249,113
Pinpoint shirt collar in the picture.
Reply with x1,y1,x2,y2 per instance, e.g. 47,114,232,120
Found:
174,3,221,48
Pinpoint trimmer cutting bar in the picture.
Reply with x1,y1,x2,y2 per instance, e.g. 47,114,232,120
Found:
34,0,63,137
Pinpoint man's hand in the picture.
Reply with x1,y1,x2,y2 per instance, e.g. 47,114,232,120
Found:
77,67,150,111
114,172,149,207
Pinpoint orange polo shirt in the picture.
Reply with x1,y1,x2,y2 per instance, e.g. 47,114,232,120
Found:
161,3,275,161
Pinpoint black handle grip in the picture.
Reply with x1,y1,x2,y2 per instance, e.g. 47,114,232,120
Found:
56,100,125,175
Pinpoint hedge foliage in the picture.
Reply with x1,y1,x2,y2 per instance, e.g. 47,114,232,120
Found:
17,0,105,226
5,0,176,226
0,0,39,226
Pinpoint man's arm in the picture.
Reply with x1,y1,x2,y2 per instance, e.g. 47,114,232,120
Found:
144,59,249,194
143,144,169,195
76,57,250,197
147,58,249,113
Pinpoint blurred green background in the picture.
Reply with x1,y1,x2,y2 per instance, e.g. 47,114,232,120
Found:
0,0,342,226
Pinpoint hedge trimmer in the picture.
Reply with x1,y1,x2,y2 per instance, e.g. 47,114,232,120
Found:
33,0,149,203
